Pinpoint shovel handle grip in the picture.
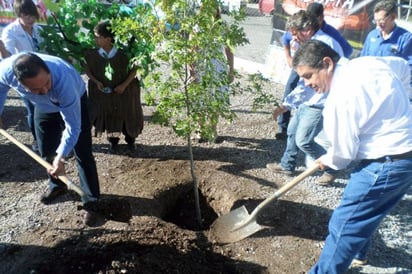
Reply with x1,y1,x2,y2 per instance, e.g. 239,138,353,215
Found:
251,163,320,216
0,128,86,197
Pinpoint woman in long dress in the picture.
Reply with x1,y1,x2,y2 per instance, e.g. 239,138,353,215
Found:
85,21,144,150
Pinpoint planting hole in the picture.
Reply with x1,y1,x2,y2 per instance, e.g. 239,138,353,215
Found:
162,187,218,231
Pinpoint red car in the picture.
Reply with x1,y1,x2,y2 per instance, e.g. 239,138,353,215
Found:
258,0,275,15
260,0,372,32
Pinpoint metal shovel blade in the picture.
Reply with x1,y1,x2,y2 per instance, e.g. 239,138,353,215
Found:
209,164,320,244
209,205,263,244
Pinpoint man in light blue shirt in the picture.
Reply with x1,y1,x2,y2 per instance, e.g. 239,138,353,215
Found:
268,10,343,185
276,2,353,139
0,52,101,226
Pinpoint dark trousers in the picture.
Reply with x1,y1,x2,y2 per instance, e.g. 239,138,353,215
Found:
277,69,299,132
34,93,100,200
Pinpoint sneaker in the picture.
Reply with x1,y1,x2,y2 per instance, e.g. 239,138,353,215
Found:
31,140,39,152
351,258,368,267
317,172,336,185
40,186,68,204
83,211,106,227
266,163,293,175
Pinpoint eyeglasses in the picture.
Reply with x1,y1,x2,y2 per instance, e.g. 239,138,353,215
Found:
372,14,391,24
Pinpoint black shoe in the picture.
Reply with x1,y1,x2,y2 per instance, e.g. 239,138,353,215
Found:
275,131,287,140
108,137,119,151
109,142,118,151
83,211,106,227
107,137,119,151
127,142,136,151
40,186,68,204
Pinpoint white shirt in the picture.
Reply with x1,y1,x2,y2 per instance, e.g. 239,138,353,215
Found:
1,19,43,54
320,56,412,170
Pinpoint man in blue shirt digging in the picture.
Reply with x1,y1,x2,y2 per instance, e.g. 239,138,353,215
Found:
0,52,102,226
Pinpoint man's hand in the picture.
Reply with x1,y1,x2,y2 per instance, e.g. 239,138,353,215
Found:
315,159,328,171
272,105,287,121
0,40,10,59
48,157,65,178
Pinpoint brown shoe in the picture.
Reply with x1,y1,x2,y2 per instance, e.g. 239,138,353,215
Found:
83,211,106,227
266,163,293,175
317,172,336,185
40,186,68,204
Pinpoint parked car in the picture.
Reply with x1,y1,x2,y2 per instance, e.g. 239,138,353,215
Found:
258,0,275,16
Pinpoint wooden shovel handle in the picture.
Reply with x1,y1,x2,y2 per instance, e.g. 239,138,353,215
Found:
0,128,86,197
250,163,320,216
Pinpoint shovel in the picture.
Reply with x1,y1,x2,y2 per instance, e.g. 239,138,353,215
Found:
0,128,132,224
209,163,320,244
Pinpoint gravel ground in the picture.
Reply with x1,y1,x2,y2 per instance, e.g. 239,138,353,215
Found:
225,73,412,273
234,9,412,273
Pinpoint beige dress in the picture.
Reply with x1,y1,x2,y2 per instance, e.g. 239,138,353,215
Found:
85,49,144,139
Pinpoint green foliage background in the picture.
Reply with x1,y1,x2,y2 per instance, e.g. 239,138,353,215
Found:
39,0,156,77
40,0,276,142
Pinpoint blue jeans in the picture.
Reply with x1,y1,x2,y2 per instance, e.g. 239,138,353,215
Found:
34,93,100,203
280,104,325,171
23,97,36,140
310,157,412,274
277,69,299,132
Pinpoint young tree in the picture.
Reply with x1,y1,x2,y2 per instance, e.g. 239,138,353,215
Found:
116,0,250,226
41,0,276,227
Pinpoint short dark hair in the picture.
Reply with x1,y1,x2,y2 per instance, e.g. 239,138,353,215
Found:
374,0,397,15
13,0,39,19
292,40,340,70
94,21,114,40
13,53,50,82
307,2,324,18
286,10,320,32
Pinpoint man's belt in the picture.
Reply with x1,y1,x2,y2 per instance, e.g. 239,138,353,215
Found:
361,150,412,165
